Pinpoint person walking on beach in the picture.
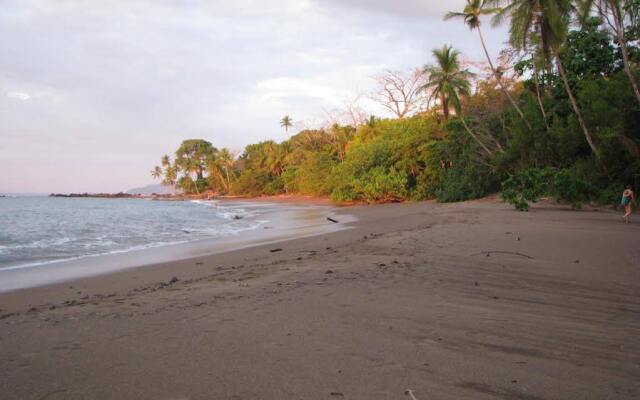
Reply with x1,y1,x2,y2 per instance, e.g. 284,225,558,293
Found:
621,185,635,224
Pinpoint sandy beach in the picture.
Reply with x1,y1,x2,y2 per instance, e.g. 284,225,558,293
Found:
1,198,638,399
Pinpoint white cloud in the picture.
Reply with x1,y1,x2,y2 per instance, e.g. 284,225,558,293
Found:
7,91,30,100
256,77,344,106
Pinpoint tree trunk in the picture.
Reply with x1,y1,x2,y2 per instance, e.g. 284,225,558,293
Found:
532,66,550,131
460,116,494,157
611,5,640,105
554,48,602,160
541,32,553,95
442,95,449,120
478,28,532,130
224,166,231,193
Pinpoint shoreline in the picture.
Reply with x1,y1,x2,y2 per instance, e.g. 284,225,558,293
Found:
45,191,341,205
1,199,638,399
0,199,352,293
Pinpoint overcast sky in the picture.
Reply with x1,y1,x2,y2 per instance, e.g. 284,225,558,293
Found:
0,0,508,193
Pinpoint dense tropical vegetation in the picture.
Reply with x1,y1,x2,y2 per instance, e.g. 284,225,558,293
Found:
153,0,640,209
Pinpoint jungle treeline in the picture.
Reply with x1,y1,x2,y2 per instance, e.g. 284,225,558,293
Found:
153,1,640,209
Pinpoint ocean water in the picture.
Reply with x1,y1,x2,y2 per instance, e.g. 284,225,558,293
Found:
0,196,281,271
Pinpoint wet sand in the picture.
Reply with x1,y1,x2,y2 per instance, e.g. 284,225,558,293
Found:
1,198,639,399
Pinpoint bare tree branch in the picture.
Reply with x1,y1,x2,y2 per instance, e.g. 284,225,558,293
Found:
370,69,429,118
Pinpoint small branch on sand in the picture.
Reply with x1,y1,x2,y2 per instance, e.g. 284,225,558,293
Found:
471,251,534,259
327,217,339,223
404,389,419,400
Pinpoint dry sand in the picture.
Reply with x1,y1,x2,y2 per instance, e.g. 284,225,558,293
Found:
1,198,638,399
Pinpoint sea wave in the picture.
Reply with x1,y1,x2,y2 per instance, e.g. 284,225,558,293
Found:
0,197,269,272
0,236,75,251
190,199,253,220
0,239,191,272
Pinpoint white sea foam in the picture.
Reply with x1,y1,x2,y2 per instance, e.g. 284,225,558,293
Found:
0,239,191,272
0,236,75,251
190,199,219,207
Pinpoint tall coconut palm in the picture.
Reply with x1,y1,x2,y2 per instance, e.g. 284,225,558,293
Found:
489,0,603,160
581,0,640,105
445,0,532,129
421,45,494,156
280,115,293,133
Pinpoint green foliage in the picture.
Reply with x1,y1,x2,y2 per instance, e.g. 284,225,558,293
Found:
597,183,626,205
436,165,498,202
175,139,216,181
562,17,618,82
428,129,499,202
151,17,639,208
501,168,555,211
550,169,592,209
328,115,442,203
501,168,595,211
331,166,407,203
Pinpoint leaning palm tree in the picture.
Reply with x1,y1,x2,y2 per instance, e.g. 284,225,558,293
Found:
217,148,234,192
207,148,234,193
580,0,640,105
489,0,602,160
421,45,494,156
280,115,293,133
445,0,532,129
206,154,226,193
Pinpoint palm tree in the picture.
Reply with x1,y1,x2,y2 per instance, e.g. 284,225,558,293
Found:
151,165,162,179
207,148,235,193
280,115,293,133
184,158,202,194
206,156,225,193
489,0,602,160
161,154,171,167
422,45,494,156
581,0,640,105
162,164,178,190
445,0,532,129
421,45,475,120
266,142,287,176
218,148,234,191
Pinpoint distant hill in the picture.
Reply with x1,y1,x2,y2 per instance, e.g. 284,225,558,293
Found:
126,184,173,195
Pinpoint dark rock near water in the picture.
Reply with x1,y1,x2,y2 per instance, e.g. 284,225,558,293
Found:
49,192,140,199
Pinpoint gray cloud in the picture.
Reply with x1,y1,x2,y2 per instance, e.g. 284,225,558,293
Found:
321,0,468,18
